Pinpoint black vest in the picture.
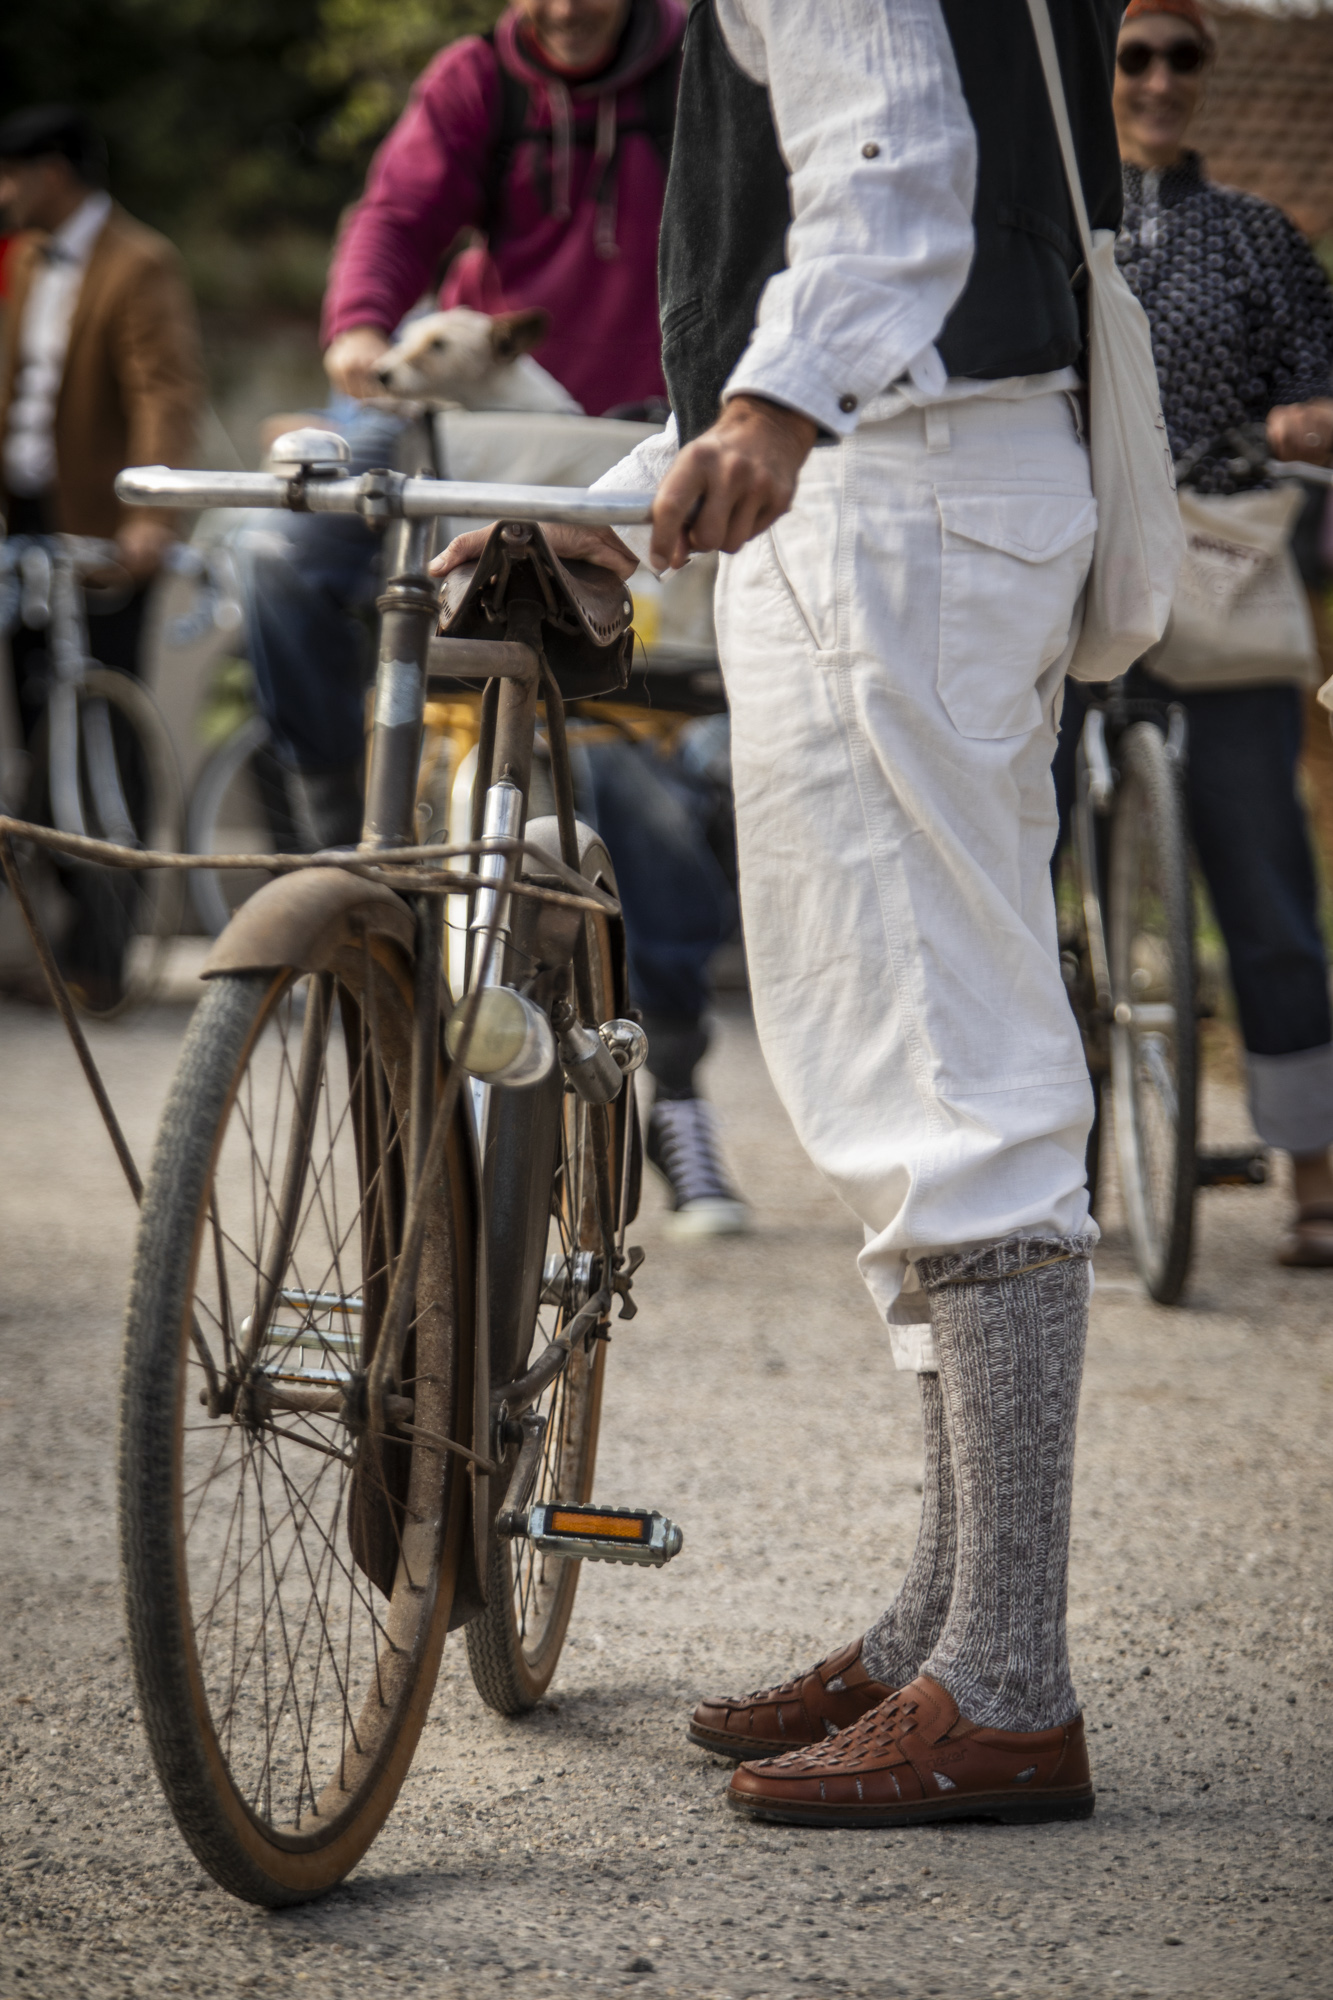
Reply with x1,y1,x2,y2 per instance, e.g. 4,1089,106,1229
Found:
659,0,1124,444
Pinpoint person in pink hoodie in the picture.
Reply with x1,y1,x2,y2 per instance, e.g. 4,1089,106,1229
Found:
322,0,684,416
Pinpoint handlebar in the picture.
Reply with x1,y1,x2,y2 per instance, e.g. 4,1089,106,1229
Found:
1264,456,1333,487
1176,424,1333,490
115,464,657,528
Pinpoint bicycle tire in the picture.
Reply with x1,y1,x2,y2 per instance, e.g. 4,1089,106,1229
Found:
1085,1066,1106,1217
119,941,475,1904
1107,720,1198,1303
187,717,303,938
35,665,186,1014
465,818,627,1715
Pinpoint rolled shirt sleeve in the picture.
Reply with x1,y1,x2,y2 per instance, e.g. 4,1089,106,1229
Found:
716,0,978,436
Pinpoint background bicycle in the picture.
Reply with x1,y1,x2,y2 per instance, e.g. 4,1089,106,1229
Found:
0,531,186,1013
1056,430,1333,1304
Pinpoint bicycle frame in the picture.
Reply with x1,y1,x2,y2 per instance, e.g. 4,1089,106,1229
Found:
117,438,656,1560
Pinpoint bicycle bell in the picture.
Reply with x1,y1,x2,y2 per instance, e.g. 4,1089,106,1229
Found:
266,428,353,478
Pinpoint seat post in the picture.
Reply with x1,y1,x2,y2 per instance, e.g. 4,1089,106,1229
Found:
490,596,544,809
360,517,436,851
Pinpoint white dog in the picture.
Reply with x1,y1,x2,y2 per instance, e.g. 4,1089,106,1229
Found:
372,306,582,414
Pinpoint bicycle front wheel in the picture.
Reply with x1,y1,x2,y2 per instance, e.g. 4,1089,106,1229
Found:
465,820,627,1714
120,936,475,1903
1107,720,1198,1303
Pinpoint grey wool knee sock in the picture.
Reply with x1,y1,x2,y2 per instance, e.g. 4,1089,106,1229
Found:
861,1372,956,1689
917,1234,1093,1733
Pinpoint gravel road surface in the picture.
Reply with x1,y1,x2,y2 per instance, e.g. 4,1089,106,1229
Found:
2,981,1330,2000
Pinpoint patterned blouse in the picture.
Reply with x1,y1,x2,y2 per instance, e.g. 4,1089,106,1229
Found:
1116,151,1333,494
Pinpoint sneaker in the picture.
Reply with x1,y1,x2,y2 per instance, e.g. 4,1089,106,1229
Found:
645,1096,750,1238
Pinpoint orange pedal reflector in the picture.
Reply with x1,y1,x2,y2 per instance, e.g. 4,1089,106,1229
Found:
524,1502,683,1568
550,1510,647,1540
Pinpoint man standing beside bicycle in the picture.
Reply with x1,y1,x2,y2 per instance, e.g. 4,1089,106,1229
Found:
443,0,1126,1825
244,0,751,1238
0,104,203,1012
1054,0,1333,1269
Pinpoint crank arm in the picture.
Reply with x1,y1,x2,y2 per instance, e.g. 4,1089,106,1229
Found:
495,1408,548,1535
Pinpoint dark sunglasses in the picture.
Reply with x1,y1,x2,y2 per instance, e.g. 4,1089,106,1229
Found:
1117,39,1207,77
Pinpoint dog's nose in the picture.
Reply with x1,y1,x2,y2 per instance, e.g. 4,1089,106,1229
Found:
373,363,393,384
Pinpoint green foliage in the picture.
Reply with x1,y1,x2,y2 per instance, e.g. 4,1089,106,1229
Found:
311,0,502,158
0,0,502,271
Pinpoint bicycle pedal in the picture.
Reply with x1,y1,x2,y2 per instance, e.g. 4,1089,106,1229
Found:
521,1502,683,1567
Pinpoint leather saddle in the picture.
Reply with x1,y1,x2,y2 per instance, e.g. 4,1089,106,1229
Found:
436,520,634,699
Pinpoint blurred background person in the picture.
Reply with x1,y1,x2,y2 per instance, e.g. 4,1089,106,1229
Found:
1053,0,1333,1265
0,102,203,1011
240,0,747,1234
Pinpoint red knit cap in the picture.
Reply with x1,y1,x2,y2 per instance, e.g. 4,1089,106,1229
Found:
1121,0,1214,43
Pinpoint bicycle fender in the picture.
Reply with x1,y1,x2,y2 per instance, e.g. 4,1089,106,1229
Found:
200,868,413,978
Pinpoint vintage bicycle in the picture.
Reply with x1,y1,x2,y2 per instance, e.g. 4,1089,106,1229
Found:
108,431,681,1906
1058,430,1333,1304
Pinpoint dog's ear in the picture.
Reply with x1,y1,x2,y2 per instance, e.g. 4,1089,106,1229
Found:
489,308,550,361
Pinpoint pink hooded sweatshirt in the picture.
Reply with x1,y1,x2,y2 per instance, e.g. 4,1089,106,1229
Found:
322,0,685,417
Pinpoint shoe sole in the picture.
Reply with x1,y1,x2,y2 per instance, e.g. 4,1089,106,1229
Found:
688,1724,791,1760
726,1785,1095,1829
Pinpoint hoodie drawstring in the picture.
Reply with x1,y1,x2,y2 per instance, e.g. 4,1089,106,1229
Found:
536,78,622,257
547,78,574,221
592,91,620,260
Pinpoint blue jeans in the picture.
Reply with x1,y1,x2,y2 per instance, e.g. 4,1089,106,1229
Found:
1054,670,1333,1153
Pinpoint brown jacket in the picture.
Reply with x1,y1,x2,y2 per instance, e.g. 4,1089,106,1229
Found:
0,203,204,537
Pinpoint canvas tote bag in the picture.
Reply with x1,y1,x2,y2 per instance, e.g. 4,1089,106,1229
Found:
1025,0,1184,682
1145,485,1319,689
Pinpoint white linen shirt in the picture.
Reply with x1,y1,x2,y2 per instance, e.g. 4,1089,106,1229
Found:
3,191,112,497
715,0,977,434
593,0,1078,564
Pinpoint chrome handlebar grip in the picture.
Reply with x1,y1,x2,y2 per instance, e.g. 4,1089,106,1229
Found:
115,467,297,509
392,476,655,524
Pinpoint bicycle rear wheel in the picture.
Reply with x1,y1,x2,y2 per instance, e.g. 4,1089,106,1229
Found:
187,716,304,937
38,666,185,1012
1108,720,1198,1303
465,821,628,1714
120,932,475,1904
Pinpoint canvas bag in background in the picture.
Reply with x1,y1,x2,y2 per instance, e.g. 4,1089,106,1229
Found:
1024,0,1184,682
1147,485,1319,689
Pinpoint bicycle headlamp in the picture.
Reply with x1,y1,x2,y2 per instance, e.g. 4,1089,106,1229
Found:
445,986,555,1087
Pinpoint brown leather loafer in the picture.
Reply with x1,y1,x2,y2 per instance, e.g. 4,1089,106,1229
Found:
727,1673,1094,1826
688,1638,894,1759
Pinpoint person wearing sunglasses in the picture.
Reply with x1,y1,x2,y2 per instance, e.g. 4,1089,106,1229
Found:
1054,0,1333,1266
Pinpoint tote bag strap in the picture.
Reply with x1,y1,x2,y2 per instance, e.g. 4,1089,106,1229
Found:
1023,0,1096,268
